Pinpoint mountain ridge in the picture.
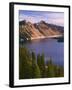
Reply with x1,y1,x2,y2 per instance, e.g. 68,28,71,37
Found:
19,20,64,41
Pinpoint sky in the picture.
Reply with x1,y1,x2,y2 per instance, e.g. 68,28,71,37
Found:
19,10,64,26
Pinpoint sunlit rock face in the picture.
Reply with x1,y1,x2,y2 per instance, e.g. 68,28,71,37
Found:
19,20,64,41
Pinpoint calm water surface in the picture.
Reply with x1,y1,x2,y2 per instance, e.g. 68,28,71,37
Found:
20,38,64,66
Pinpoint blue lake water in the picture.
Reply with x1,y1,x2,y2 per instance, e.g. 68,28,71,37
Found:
20,38,64,66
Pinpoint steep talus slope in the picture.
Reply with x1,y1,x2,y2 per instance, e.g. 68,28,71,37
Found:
34,21,62,36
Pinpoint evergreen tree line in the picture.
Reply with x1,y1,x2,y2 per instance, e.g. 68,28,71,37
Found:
19,47,64,79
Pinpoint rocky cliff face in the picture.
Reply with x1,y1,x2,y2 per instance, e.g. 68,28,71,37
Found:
19,20,64,41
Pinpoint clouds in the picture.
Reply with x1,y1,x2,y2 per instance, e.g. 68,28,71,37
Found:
19,13,45,23
19,10,64,26
47,18,64,26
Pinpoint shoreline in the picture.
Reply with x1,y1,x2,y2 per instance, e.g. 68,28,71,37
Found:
28,35,63,40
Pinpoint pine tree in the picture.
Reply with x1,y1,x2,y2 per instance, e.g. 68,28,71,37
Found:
32,52,36,62
32,52,41,78
37,53,46,77
37,54,41,69
40,53,46,77
19,47,32,79
41,53,45,67
47,58,55,77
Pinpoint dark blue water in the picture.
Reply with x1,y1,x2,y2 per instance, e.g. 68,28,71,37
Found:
21,38,64,66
